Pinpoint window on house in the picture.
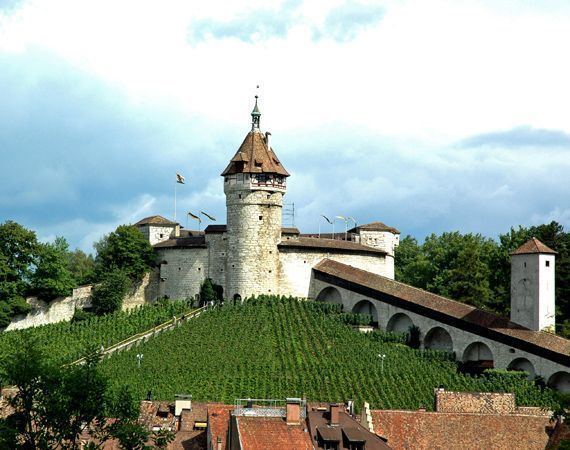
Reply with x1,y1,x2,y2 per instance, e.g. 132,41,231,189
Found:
259,216,263,220
546,260,550,267
159,234,164,238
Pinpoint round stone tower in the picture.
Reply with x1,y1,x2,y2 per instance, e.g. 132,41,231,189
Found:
221,96,290,300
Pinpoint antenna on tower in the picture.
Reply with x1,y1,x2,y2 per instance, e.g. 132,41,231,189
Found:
283,202,295,228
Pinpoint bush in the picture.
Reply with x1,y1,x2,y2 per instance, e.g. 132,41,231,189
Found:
406,325,421,349
91,270,130,316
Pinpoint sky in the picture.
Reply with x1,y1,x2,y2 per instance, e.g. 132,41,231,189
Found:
1,0,569,253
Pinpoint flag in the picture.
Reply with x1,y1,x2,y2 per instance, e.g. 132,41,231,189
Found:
176,173,185,184
201,211,216,221
188,212,201,222
336,215,347,221
321,215,332,224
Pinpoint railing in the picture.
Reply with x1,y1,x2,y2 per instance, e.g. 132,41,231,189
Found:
68,305,207,366
233,398,307,419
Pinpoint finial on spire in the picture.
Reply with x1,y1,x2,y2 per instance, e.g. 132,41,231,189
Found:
251,86,261,131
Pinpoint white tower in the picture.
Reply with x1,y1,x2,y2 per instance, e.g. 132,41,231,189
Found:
221,96,290,300
510,237,557,332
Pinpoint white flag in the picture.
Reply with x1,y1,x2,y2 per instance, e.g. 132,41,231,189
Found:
176,173,186,184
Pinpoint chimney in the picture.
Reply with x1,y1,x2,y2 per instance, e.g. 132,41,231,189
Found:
286,398,302,425
265,131,271,149
329,403,341,426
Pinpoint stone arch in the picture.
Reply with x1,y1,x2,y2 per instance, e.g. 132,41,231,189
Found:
462,342,494,374
548,371,570,393
386,313,413,333
424,327,453,352
507,358,536,380
351,300,379,324
316,286,342,304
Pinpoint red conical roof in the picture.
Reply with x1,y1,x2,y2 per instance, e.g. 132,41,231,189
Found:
511,237,557,255
221,131,290,177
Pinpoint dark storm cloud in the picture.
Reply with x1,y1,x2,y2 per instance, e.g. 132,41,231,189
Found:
461,125,570,148
187,0,302,43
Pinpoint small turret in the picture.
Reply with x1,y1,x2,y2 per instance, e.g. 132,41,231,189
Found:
510,237,557,332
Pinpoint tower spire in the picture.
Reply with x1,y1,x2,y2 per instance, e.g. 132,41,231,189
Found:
251,91,261,131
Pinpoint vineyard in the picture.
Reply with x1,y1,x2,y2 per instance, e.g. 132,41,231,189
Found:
0,300,191,365
99,296,558,410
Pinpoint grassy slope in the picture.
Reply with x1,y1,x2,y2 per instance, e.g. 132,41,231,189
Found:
99,296,557,410
0,300,190,364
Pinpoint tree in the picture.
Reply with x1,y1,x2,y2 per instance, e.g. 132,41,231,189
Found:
108,386,150,450
200,278,217,306
66,249,95,286
94,225,154,283
0,339,150,449
91,270,130,315
0,221,38,325
30,237,75,301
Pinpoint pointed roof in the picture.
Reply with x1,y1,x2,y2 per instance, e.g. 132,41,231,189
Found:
221,131,290,176
348,221,400,234
511,237,557,255
134,215,177,226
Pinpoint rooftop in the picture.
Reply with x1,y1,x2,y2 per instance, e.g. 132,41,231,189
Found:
511,237,557,255
370,408,553,450
348,221,400,234
153,236,206,249
313,259,570,365
279,236,387,255
235,416,313,450
134,215,178,226
221,131,290,177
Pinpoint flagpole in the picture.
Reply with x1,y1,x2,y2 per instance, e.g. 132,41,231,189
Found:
174,182,177,222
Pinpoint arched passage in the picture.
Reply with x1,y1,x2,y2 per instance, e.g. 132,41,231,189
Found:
316,286,342,304
507,358,536,380
351,300,379,325
424,327,453,352
548,371,570,393
462,342,494,374
386,313,413,333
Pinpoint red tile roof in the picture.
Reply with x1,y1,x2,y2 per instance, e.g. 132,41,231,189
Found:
313,259,570,365
208,404,233,450
370,409,553,450
221,131,290,177
511,237,557,255
236,416,313,450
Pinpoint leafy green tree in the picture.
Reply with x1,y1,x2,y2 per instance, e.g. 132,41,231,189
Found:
66,248,95,286
108,386,150,450
94,225,154,283
152,428,175,449
200,278,217,305
91,270,130,315
0,221,38,325
30,237,75,301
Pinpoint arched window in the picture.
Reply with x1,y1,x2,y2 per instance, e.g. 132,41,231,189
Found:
386,313,413,333
424,327,453,352
316,286,342,304
507,358,536,380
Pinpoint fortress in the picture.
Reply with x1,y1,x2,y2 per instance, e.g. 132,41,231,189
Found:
133,97,570,391
136,96,400,303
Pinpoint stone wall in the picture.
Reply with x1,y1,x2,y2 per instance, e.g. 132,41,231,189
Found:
156,247,209,301
5,285,92,331
435,390,515,414
5,272,158,331
204,232,228,290
225,188,282,299
279,249,390,298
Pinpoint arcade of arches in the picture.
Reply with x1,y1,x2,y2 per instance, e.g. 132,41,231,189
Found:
314,285,570,392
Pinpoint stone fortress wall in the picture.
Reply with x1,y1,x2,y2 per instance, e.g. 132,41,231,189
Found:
6,272,159,331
